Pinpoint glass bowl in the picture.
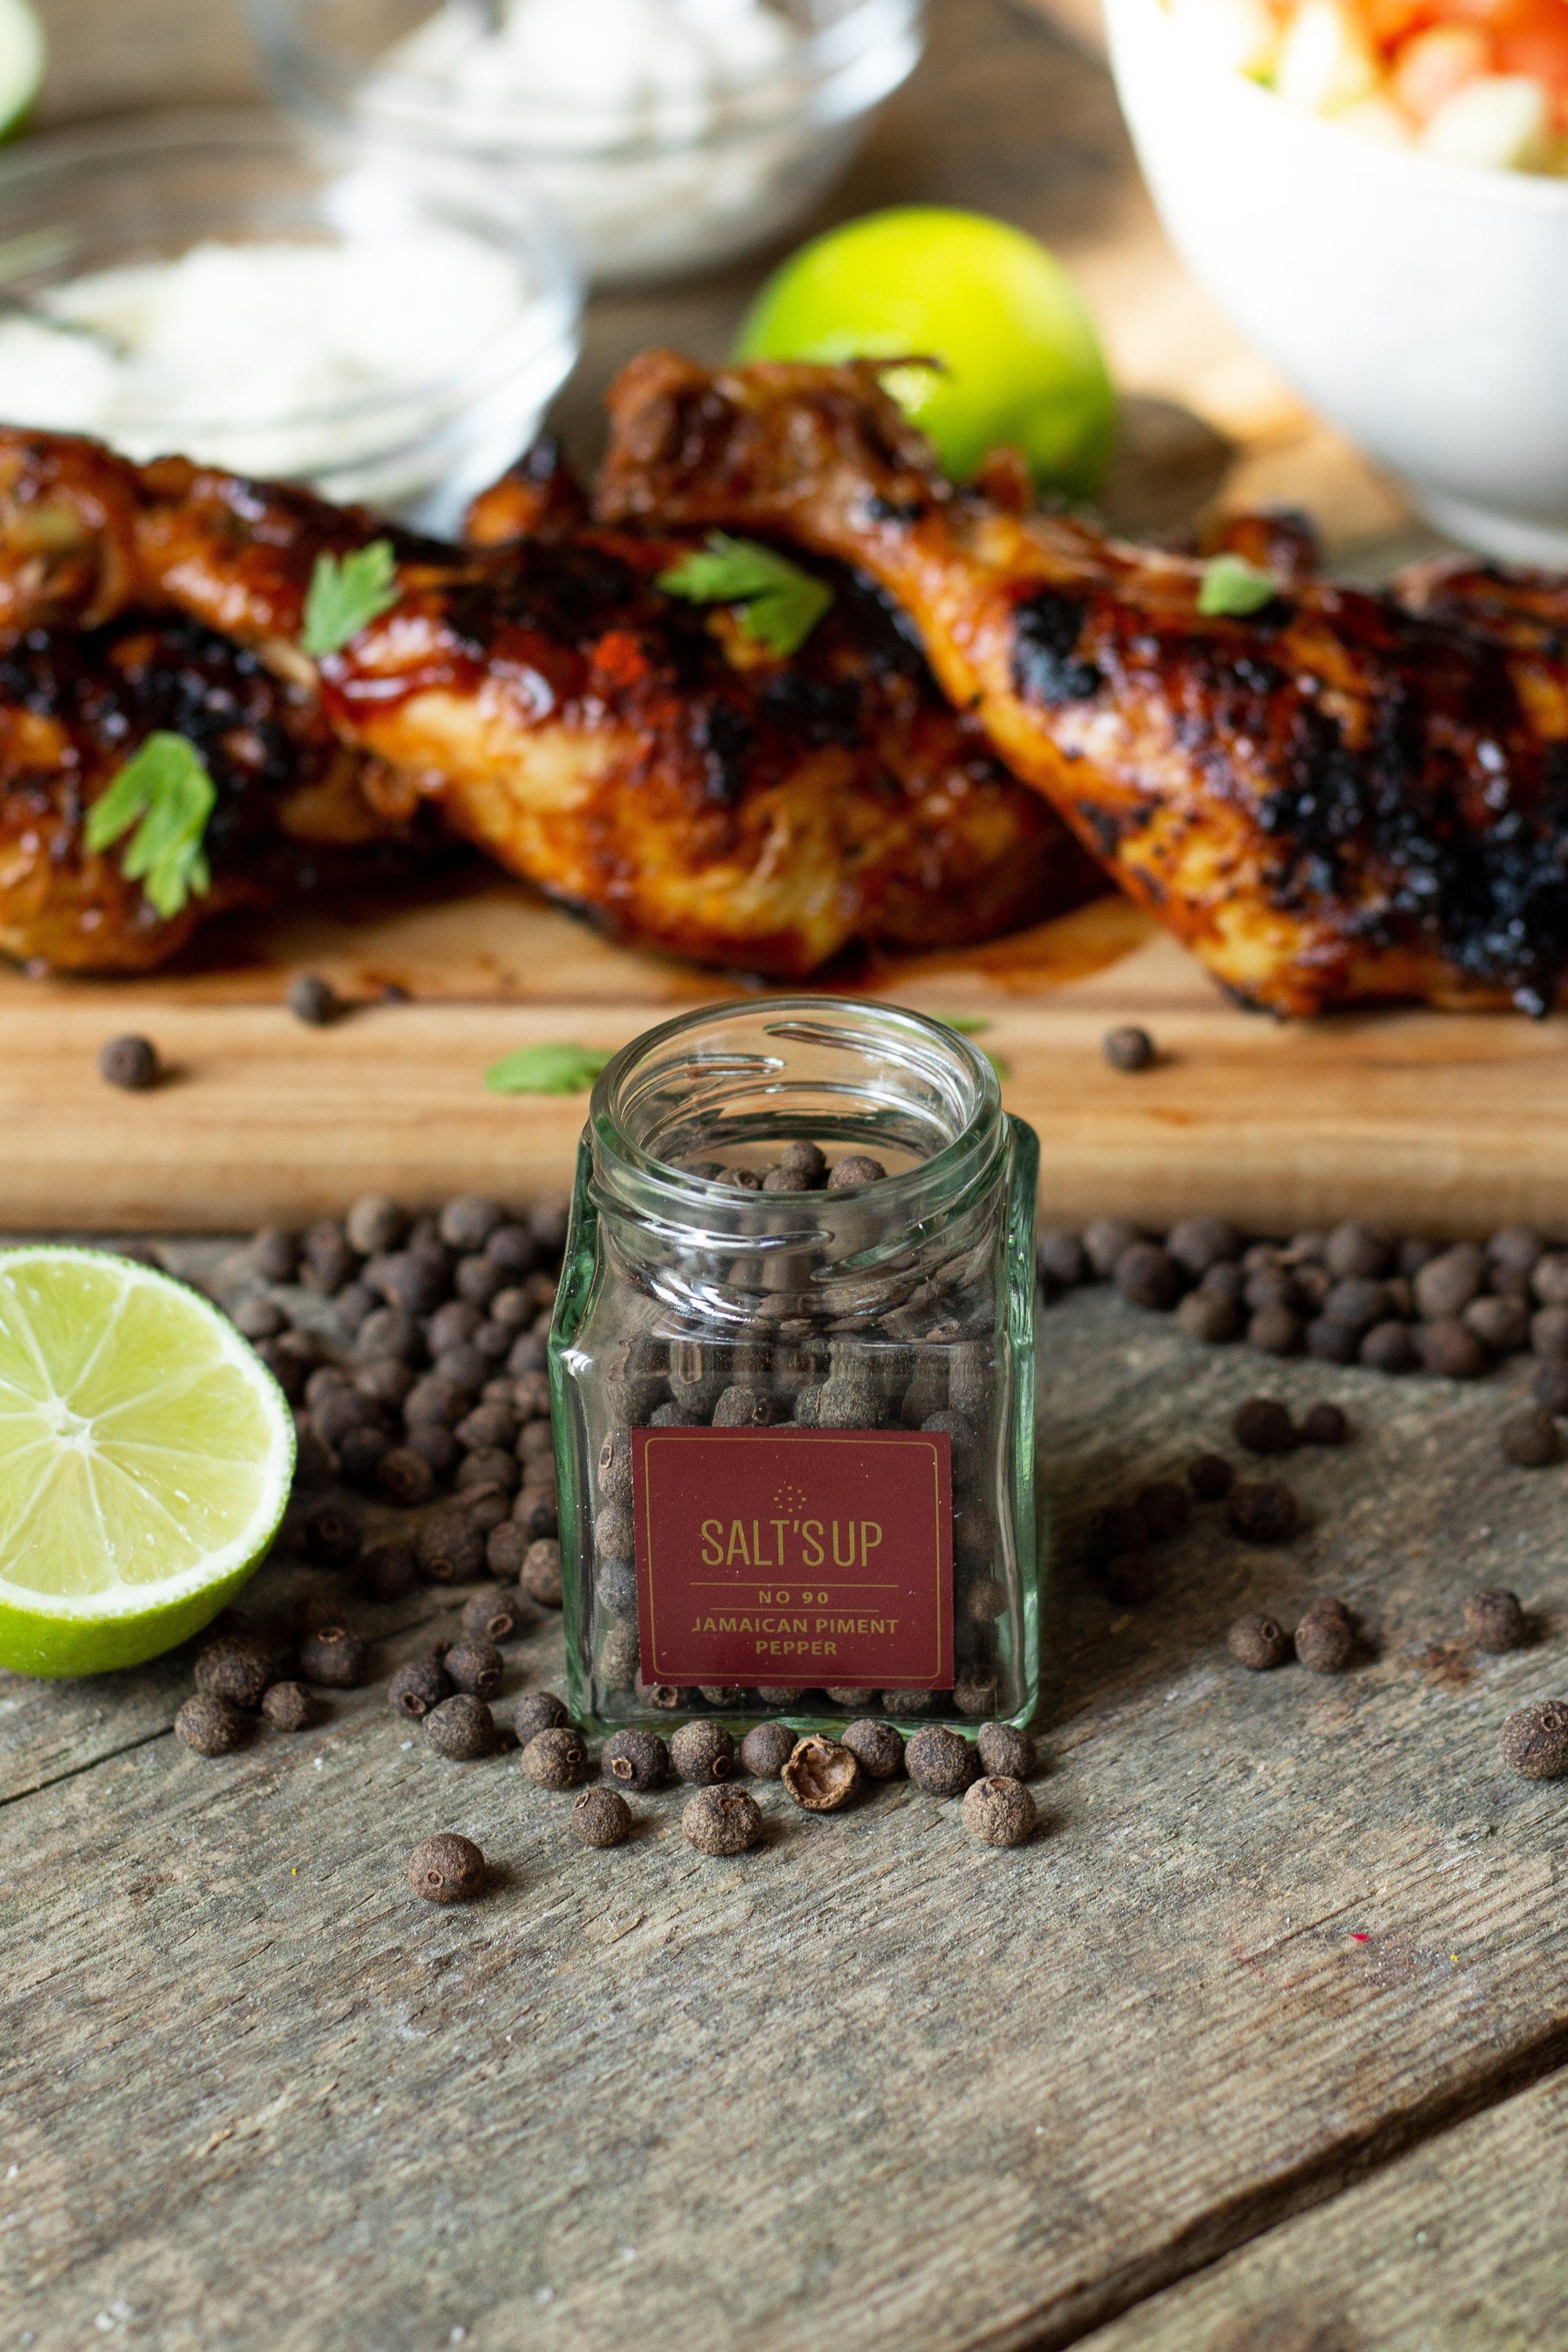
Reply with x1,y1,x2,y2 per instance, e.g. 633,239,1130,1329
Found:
0,110,581,533
244,0,926,287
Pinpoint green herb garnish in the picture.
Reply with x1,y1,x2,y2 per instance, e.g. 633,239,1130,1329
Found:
485,1042,612,1097
85,732,216,919
934,1013,1008,1080
657,533,833,658
300,539,400,657
1197,553,1282,619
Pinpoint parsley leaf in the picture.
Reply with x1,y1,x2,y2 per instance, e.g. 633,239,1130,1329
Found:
85,732,216,919
657,533,833,657
300,539,401,657
485,1042,612,1097
1197,553,1282,619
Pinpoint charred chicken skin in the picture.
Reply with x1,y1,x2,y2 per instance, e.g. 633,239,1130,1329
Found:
597,353,1568,1017
0,426,1096,978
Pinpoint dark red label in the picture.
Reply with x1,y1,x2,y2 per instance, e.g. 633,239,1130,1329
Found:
633,1427,953,1689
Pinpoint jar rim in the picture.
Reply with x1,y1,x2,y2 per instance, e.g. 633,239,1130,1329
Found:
588,995,1004,1237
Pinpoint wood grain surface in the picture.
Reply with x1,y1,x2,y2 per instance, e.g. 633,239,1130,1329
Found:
6,1277,1568,2350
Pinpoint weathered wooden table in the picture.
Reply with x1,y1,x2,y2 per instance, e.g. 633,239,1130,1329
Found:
7,3,1568,2347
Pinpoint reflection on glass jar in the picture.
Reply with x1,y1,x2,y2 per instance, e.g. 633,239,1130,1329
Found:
549,998,1040,1733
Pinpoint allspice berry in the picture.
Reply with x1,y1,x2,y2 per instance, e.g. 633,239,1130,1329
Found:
683,1785,764,1855
1295,1602,1355,1674
424,1694,495,1759
953,1664,1000,1719
1228,1613,1292,1671
389,1656,453,1719
521,1726,590,1788
1464,1588,1529,1653
602,1727,669,1790
739,1721,795,1778
299,1627,368,1688
961,1775,1037,1847
415,1511,487,1585
1103,1024,1155,1073
670,1720,735,1786
408,1832,485,1904
462,1588,532,1645
520,1538,564,1608
175,1693,244,1755
1187,1453,1235,1501
99,1033,160,1091
1232,1398,1297,1456
1301,1402,1350,1446
1499,1699,1568,1780
513,1690,569,1740
780,1735,859,1811
975,1722,1035,1779
444,1639,503,1700
261,1680,312,1732
840,1719,906,1780
571,1786,633,1848
194,1635,275,1711
1500,1406,1563,1468
906,1723,980,1798
1226,1480,1301,1544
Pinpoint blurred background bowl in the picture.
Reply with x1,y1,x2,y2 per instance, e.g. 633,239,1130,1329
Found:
1107,0,1568,564
245,0,926,288
0,109,580,532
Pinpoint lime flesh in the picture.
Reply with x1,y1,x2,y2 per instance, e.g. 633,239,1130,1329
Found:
735,205,1115,497
0,1248,293,1677
0,0,43,140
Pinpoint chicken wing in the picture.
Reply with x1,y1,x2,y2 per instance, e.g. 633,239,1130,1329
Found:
0,426,1098,978
597,353,1568,1016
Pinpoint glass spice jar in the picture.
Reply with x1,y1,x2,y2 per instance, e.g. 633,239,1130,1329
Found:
549,998,1040,1733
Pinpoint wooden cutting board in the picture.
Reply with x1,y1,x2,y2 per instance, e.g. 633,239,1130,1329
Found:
8,876,1568,1236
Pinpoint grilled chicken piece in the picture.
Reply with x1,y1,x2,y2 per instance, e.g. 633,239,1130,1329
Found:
0,426,1098,978
0,611,416,974
597,353,1568,1016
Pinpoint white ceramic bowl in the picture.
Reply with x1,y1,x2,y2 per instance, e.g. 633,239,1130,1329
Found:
1106,0,1568,564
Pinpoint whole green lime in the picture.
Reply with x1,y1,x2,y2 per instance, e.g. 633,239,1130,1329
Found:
735,206,1114,497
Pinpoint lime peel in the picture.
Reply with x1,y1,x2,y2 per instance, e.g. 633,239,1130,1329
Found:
0,1247,293,1678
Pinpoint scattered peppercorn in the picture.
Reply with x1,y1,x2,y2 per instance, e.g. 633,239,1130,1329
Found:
961,1775,1036,1847
522,1726,590,1788
670,1720,735,1786
782,1734,860,1811
738,1721,796,1778
953,1664,1001,1719
513,1690,569,1740
1226,1480,1301,1544
975,1722,1035,1779
376,1447,437,1506
1103,1024,1155,1073
906,1723,980,1798
1187,1453,1235,1501
1301,1402,1350,1446
1499,1699,1568,1779
683,1785,764,1855
194,1635,274,1711
303,1501,362,1569
571,1786,633,1848
1465,1588,1529,1653
1295,1601,1355,1673
424,1694,495,1759
520,1537,564,1608
602,1726,669,1790
1135,1480,1191,1542
827,1154,887,1189
388,1655,452,1719
439,1638,500,1700
1228,1613,1292,1671
462,1588,532,1646
1232,1398,1297,1456
408,1832,485,1903
840,1719,906,1780
1115,1243,1182,1312
299,1627,368,1688
260,1680,311,1732
415,1510,488,1584
175,1693,245,1755
99,1033,160,1091
1501,1406,1563,1468
286,972,340,1026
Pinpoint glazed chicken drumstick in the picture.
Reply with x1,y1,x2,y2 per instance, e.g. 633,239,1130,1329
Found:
597,352,1568,1017
0,426,1095,977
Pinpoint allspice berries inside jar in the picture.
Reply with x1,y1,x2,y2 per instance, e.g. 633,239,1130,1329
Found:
549,998,1040,1737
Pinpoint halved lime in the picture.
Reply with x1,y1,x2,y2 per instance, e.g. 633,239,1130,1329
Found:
0,0,44,141
0,1248,294,1678
735,206,1115,498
